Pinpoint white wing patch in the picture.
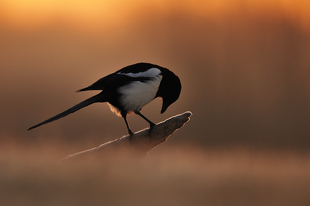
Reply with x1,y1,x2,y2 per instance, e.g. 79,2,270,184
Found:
116,72,163,115
117,67,161,78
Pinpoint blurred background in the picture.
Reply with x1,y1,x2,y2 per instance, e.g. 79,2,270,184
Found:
1,0,310,205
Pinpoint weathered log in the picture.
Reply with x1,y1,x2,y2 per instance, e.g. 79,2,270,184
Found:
59,111,192,162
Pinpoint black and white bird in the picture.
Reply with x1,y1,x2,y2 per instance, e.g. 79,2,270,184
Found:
28,63,181,137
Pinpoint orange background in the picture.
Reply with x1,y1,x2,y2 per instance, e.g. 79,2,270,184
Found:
1,1,310,205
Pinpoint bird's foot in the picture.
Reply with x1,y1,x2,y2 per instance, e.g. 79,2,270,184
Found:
148,123,155,138
128,130,134,143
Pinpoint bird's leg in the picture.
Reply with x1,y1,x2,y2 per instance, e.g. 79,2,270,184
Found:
134,111,155,137
134,111,155,127
122,115,133,141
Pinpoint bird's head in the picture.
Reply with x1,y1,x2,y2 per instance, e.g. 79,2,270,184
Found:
156,68,181,114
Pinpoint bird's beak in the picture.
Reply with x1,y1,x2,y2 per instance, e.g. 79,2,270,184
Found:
161,100,170,114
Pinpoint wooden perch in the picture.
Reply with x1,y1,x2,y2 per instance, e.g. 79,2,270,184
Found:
59,111,192,162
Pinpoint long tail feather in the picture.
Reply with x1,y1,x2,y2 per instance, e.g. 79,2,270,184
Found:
28,93,104,130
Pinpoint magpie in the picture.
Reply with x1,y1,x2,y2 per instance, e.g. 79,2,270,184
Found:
28,63,181,138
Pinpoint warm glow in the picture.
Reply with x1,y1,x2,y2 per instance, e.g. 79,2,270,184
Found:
1,0,131,29
1,0,310,31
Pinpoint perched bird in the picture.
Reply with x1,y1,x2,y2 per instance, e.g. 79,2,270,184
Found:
28,63,181,138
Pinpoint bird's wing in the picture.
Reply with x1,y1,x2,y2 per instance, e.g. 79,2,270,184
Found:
77,71,152,92
77,63,161,92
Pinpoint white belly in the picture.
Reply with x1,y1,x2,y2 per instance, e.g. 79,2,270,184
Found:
118,75,162,113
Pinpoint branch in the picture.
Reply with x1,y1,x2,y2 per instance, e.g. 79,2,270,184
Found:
59,111,192,163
